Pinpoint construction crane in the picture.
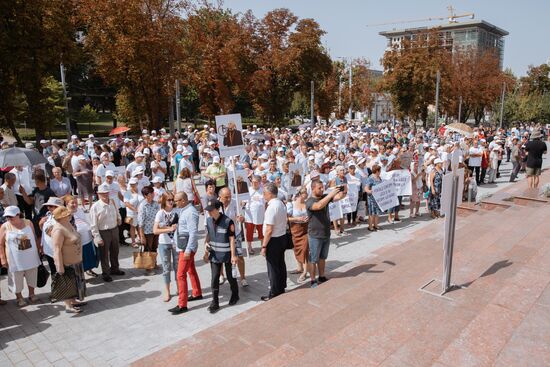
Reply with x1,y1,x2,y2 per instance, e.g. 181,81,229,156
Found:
366,6,474,27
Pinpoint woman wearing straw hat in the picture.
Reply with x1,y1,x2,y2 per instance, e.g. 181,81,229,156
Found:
0,206,42,307
51,206,87,313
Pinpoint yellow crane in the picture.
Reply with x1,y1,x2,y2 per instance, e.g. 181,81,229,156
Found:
366,6,474,27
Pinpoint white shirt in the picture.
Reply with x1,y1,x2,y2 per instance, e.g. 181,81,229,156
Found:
124,190,143,218
151,160,167,181
10,167,33,196
126,161,145,177
96,162,116,184
263,198,287,237
105,181,122,208
468,146,482,167
244,188,264,224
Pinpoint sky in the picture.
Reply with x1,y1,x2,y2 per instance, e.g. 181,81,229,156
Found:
223,0,550,76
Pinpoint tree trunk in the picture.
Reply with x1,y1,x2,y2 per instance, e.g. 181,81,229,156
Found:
5,115,23,146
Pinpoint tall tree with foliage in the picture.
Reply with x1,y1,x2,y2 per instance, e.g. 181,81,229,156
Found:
0,0,77,144
78,0,186,130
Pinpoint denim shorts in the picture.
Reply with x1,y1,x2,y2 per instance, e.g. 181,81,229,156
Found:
308,236,330,264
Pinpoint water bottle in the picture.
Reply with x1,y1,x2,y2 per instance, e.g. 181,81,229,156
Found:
231,264,238,279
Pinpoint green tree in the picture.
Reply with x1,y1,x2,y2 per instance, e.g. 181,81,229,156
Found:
77,104,99,127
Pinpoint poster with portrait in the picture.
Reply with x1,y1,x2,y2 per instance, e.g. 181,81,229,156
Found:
228,168,251,203
215,113,246,158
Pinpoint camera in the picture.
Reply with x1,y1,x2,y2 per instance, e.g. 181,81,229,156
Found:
336,185,344,192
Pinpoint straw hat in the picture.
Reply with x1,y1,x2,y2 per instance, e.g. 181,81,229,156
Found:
53,206,72,221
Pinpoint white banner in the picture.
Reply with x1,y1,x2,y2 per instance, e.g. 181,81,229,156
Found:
372,179,399,212
215,113,246,158
381,169,412,196
347,183,359,212
340,196,353,214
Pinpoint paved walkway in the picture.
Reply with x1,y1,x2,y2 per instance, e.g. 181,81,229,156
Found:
0,156,547,366
135,169,550,367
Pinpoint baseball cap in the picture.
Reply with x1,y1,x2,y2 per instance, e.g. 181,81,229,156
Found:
434,158,443,164
128,177,138,185
143,148,151,155
105,170,115,177
4,206,20,218
213,156,220,163
204,199,221,211
151,176,163,184
88,134,94,138
97,183,110,194
135,152,144,158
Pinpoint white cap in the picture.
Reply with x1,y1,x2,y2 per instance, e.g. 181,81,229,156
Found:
151,176,163,183
160,128,166,133
265,141,271,145
100,152,109,159
208,141,215,146
129,177,138,185
78,155,87,161
25,143,34,149
176,145,183,152
213,156,220,163
290,140,297,145
183,139,189,144
203,148,211,154
308,156,315,161
143,148,150,155
203,125,208,129
142,129,148,134
105,170,115,177
124,138,131,143
260,153,268,160
182,150,191,156
88,134,94,138
71,135,78,140
97,183,110,194
132,167,144,176
347,162,356,168
277,147,284,152
434,158,443,164
152,137,158,141
151,130,157,135
4,206,20,217
135,152,145,158
40,139,48,144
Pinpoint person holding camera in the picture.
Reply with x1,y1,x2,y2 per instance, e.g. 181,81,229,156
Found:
306,180,345,288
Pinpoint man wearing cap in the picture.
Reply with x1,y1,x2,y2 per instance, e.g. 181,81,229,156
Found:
468,139,483,184
126,152,146,180
202,199,239,314
96,152,116,185
524,129,547,188
132,167,150,193
90,183,124,282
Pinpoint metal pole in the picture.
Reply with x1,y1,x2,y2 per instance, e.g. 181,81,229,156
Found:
348,62,353,121
59,63,71,138
230,157,248,258
338,75,342,117
175,79,181,133
310,80,314,124
458,96,462,123
434,70,440,130
442,174,459,294
499,82,506,129
168,97,175,135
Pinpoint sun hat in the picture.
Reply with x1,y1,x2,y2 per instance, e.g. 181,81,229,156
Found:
4,206,20,218
42,197,64,208
531,130,542,139
53,206,72,221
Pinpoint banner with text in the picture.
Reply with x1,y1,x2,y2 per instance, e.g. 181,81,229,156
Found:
372,179,399,212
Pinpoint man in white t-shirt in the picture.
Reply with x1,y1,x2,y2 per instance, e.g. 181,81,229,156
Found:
260,183,288,301
468,139,483,184
95,152,116,185
126,152,146,179
151,152,167,181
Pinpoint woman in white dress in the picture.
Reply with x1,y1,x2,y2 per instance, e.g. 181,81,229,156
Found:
0,206,42,307
124,178,144,248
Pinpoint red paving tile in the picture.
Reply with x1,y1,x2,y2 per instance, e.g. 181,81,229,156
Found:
134,177,550,367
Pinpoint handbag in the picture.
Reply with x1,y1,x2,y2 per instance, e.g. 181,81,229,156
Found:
50,267,78,302
36,263,50,288
285,222,294,250
133,246,157,269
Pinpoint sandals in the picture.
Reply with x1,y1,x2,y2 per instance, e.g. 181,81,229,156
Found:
65,306,82,314
298,274,307,283
86,270,99,278
17,298,27,308
71,301,87,307
28,295,39,304
247,247,255,255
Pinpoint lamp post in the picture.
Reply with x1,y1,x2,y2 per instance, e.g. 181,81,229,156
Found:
499,82,506,128
59,63,71,138
434,70,441,130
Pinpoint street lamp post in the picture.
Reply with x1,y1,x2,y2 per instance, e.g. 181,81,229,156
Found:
458,96,462,123
310,80,314,124
434,70,441,130
338,75,342,117
499,82,506,128
348,63,353,121
60,63,71,138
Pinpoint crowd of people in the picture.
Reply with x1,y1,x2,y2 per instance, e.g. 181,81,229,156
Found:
0,121,546,314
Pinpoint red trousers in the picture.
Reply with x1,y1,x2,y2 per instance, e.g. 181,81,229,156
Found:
245,222,264,243
177,252,202,308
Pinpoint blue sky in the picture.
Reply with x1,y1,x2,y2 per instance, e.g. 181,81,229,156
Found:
223,0,549,76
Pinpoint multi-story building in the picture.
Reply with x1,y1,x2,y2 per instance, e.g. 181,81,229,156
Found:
379,20,508,67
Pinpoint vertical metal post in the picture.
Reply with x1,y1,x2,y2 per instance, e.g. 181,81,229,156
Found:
442,174,459,294
499,82,506,129
458,96,462,123
168,97,175,135
434,70,440,130
338,75,342,117
60,63,71,138
310,80,314,124
175,79,181,133
348,62,353,120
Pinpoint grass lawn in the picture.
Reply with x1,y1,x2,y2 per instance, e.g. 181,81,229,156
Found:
15,113,117,141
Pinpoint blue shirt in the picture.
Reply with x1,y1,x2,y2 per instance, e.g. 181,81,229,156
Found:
177,204,199,253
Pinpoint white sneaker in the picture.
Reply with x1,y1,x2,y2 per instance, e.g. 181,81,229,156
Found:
240,279,249,287
219,275,226,285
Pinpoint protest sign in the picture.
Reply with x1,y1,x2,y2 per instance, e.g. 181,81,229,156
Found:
340,196,353,214
228,168,251,201
329,201,343,221
380,169,412,196
372,179,399,212
215,113,246,158
347,183,359,212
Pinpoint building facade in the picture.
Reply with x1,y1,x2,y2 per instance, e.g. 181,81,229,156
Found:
379,20,508,67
